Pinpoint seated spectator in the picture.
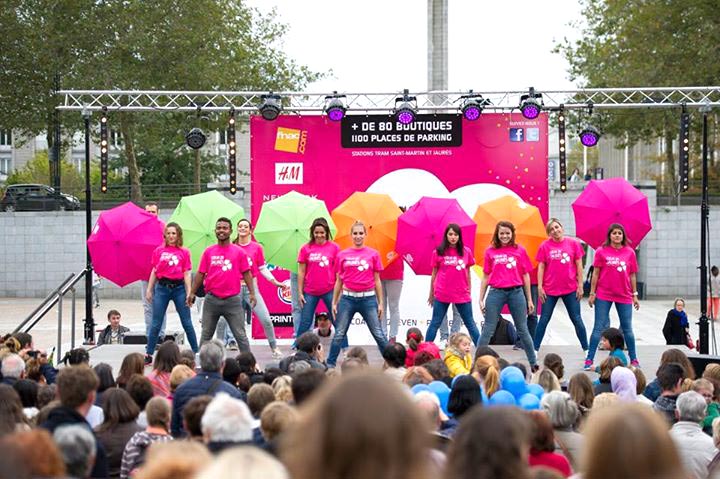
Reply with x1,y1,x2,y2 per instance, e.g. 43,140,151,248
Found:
94,388,142,478
340,357,366,374
694,378,719,434
263,367,285,385
291,368,326,406
13,379,39,420
12,332,33,356
121,397,173,479
201,392,253,454
382,342,407,381
2,429,65,478
37,383,57,410
567,373,594,422
488,316,518,346
0,384,30,435
443,333,473,378
146,341,181,397
222,357,243,389
236,351,264,385
590,392,619,412
272,376,293,403
127,374,154,428
630,366,654,406
663,298,690,345
168,364,196,401
593,356,622,395
181,395,212,442
472,355,501,397
344,346,369,366
97,309,130,345
260,401,299,456
527,411,572,477
54,424,96,479
197,447,288,479
59,348,90,367
611,367,638,403
133,441,211,479
93,363,116,406
541,353,566,390
644,349,696,402
178,349,196,371
670,391,718,479
1,353,25,386
653,362,686,425
279,332,326,373
402,366,433,387
595,327,628,367
313,312,335,351
248,383,276,444
116,353,145,389
423,359,452,387
535,369,561,393
541,391,583,470
447,375,481,420
405,328,440,368
474,345,500,360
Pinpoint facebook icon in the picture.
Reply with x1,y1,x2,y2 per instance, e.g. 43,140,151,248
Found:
509,128,524,142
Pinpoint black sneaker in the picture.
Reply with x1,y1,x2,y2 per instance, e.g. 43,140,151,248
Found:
144,354,153,366
531,364,540,374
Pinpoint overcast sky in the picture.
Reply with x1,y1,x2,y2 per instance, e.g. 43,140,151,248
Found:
247,0,585,93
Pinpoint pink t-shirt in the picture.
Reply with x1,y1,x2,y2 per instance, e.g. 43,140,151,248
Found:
198,243,251,298
593,245,638,304
536,237,584,296
432,246,475,304
380,256,404,281
336,246,383,292
297,241,340,295
237,240,265,278
151,245,192,280
483,244,532,288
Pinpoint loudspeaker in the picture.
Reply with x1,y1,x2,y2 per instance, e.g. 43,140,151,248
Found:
687,354,720,377
121,331,185,346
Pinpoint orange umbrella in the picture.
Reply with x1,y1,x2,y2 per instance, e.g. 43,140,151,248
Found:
331,192,401,267
473,195,546,268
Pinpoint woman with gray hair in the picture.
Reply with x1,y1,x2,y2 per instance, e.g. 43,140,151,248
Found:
54,425,96,479
540,390,584,470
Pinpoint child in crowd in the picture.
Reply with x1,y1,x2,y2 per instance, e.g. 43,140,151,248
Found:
597,327,627,367
710,266,720,320
663,298,690,345
444,333,473,378
97,310,130,346
404,327,441,368
312,312,335,352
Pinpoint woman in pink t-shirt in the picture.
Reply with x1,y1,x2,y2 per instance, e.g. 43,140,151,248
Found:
533,218,588,352
425,223,481,346
585,223,640,370
145,223,198,360
326,221,388,368
478,221,538,370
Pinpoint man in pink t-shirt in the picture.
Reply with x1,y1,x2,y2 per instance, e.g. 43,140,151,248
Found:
187,218,255,351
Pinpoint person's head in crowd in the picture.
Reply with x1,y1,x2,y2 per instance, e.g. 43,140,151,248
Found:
473,345,499,361
657,363,686,395
296,331,322,356
53,425,96,479
383,342,407,369
345,346,369,365
703,363,720,383
197,447,289,479
592,392,619,412
60,347,90,366
12,332,33,353
200,339,225,373
93,363,116,393
178,349,196,370
106,309,123,330
292,369,326,406
236,351,259,374
414,350,438,366
473,355,500,396
423,359,451,382
37,384,56,410
675,390,707,423
541,391,579,430
282,373,433,479
611,367,638,402
340,357,365,374
133,441,212,479
691,378,715,405
13,379,38,411
543,353,564,381
144,202,159,215
127,374,154,411
260,401,299,442
222,358,242,387
288,360,311,374
0,335,21,355
630,366,648,395
447,332,472,359
659,348,696,380
402,366,433,387
446,406,531,479
600,327,624,352
117,352,145,387
0,384,28,435
145,396,171,432
1,353,25,381
272,376,294,403
598,356,622,384
96,388,140,432
315,313,333,336
35,400,61,426
57,365,99,414
509,361,528,380
264,367,284,385
536,369,561,393
170,364,196,394
448,375,482,419
568,373,594,413
154,341,181,374
413,391,444,431
248,383,276,418
23,357,45,384
527,410,557,454
3,429,66,478
202,392,253,444
406,327,424,352
582,404,684,479
182,395,212,441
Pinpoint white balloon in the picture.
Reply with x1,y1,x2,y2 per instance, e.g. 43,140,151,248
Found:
366,169,450,208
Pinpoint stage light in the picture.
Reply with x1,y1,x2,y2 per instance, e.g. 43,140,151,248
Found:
228,107,237,195
186,127,206,149
558,107,567,192
519,87,543,119
259,93,282,121
100,106,108,193
579,124,601,147
460,91,487,121
394,89,417,125
680,107,690,191
325,93,347,121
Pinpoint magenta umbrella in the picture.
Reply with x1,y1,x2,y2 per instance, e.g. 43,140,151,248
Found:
396,197,477,275
87,202,164,287
571,178,652,249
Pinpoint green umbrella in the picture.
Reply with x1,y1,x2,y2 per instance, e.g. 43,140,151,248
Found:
168,191,245,272
254,191,336,273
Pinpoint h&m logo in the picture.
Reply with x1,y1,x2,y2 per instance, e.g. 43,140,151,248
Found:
274,127,308,154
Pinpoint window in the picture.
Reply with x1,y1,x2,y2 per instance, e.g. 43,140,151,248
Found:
0,157,10,175
0,130,11,146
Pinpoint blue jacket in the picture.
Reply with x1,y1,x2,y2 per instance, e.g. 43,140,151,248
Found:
171,371,246,437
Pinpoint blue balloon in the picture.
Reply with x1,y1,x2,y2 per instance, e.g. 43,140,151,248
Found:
489,390,517,406
411,384,431,395
428,381,451,416
502,374,528,399
519,393,541,410
500,366,524,382
527,383,545,399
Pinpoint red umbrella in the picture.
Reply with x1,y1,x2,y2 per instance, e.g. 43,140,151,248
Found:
396,197,476,275
87,202,164,287
571,178,652,249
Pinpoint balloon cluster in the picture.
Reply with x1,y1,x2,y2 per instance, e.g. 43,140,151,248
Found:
411,381,452,416
488,366,544,410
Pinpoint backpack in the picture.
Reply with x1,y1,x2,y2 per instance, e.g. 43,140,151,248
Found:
489,316,517,345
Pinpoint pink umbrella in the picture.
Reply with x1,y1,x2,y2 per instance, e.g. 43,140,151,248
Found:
571,177,652,249
87,202,164,287
396,197,477,275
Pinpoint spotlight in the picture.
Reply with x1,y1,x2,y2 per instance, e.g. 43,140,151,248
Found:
519,87,543,120
679,107,690,191
228,107,237,195
100,106,108,193
258,93,282,121
460,91,487,121
325,93,347,121
394,89,417,125
578,124,601,147
186,127,206,149
558,107,567,192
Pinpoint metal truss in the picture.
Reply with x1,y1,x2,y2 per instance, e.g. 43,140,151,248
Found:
58,86,720,113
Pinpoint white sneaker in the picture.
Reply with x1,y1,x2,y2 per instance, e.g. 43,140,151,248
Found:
271,347,283,359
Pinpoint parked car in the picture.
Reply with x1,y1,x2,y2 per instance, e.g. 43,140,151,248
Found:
1,184,80,212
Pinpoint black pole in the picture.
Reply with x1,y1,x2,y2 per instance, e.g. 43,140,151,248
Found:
699,111,710,354
83,109,95,344
51,73,61,195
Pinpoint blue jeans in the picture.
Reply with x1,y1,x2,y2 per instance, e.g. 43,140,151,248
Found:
327,294,388,367
291,273,302,336
516,284,538,348
426,301,480,345
296,291,348,348
146,283,198,354
587,298,636,362
534,292,588,350
479,287,537,365
439,304,462,340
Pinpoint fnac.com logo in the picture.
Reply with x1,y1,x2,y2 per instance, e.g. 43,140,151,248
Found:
274,127,307,154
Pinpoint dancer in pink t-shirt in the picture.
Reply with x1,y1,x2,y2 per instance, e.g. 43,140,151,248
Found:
425,223,481,346
478,221,538,370
585,223,640,370
533,218,588,352
326,221,388,368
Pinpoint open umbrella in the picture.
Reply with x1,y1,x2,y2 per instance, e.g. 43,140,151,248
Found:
253,191,336,273
331,192,402,267
168,191,245,271
572,178,652,249
473,195,546,268
87,202,164,287
396,196,476,275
